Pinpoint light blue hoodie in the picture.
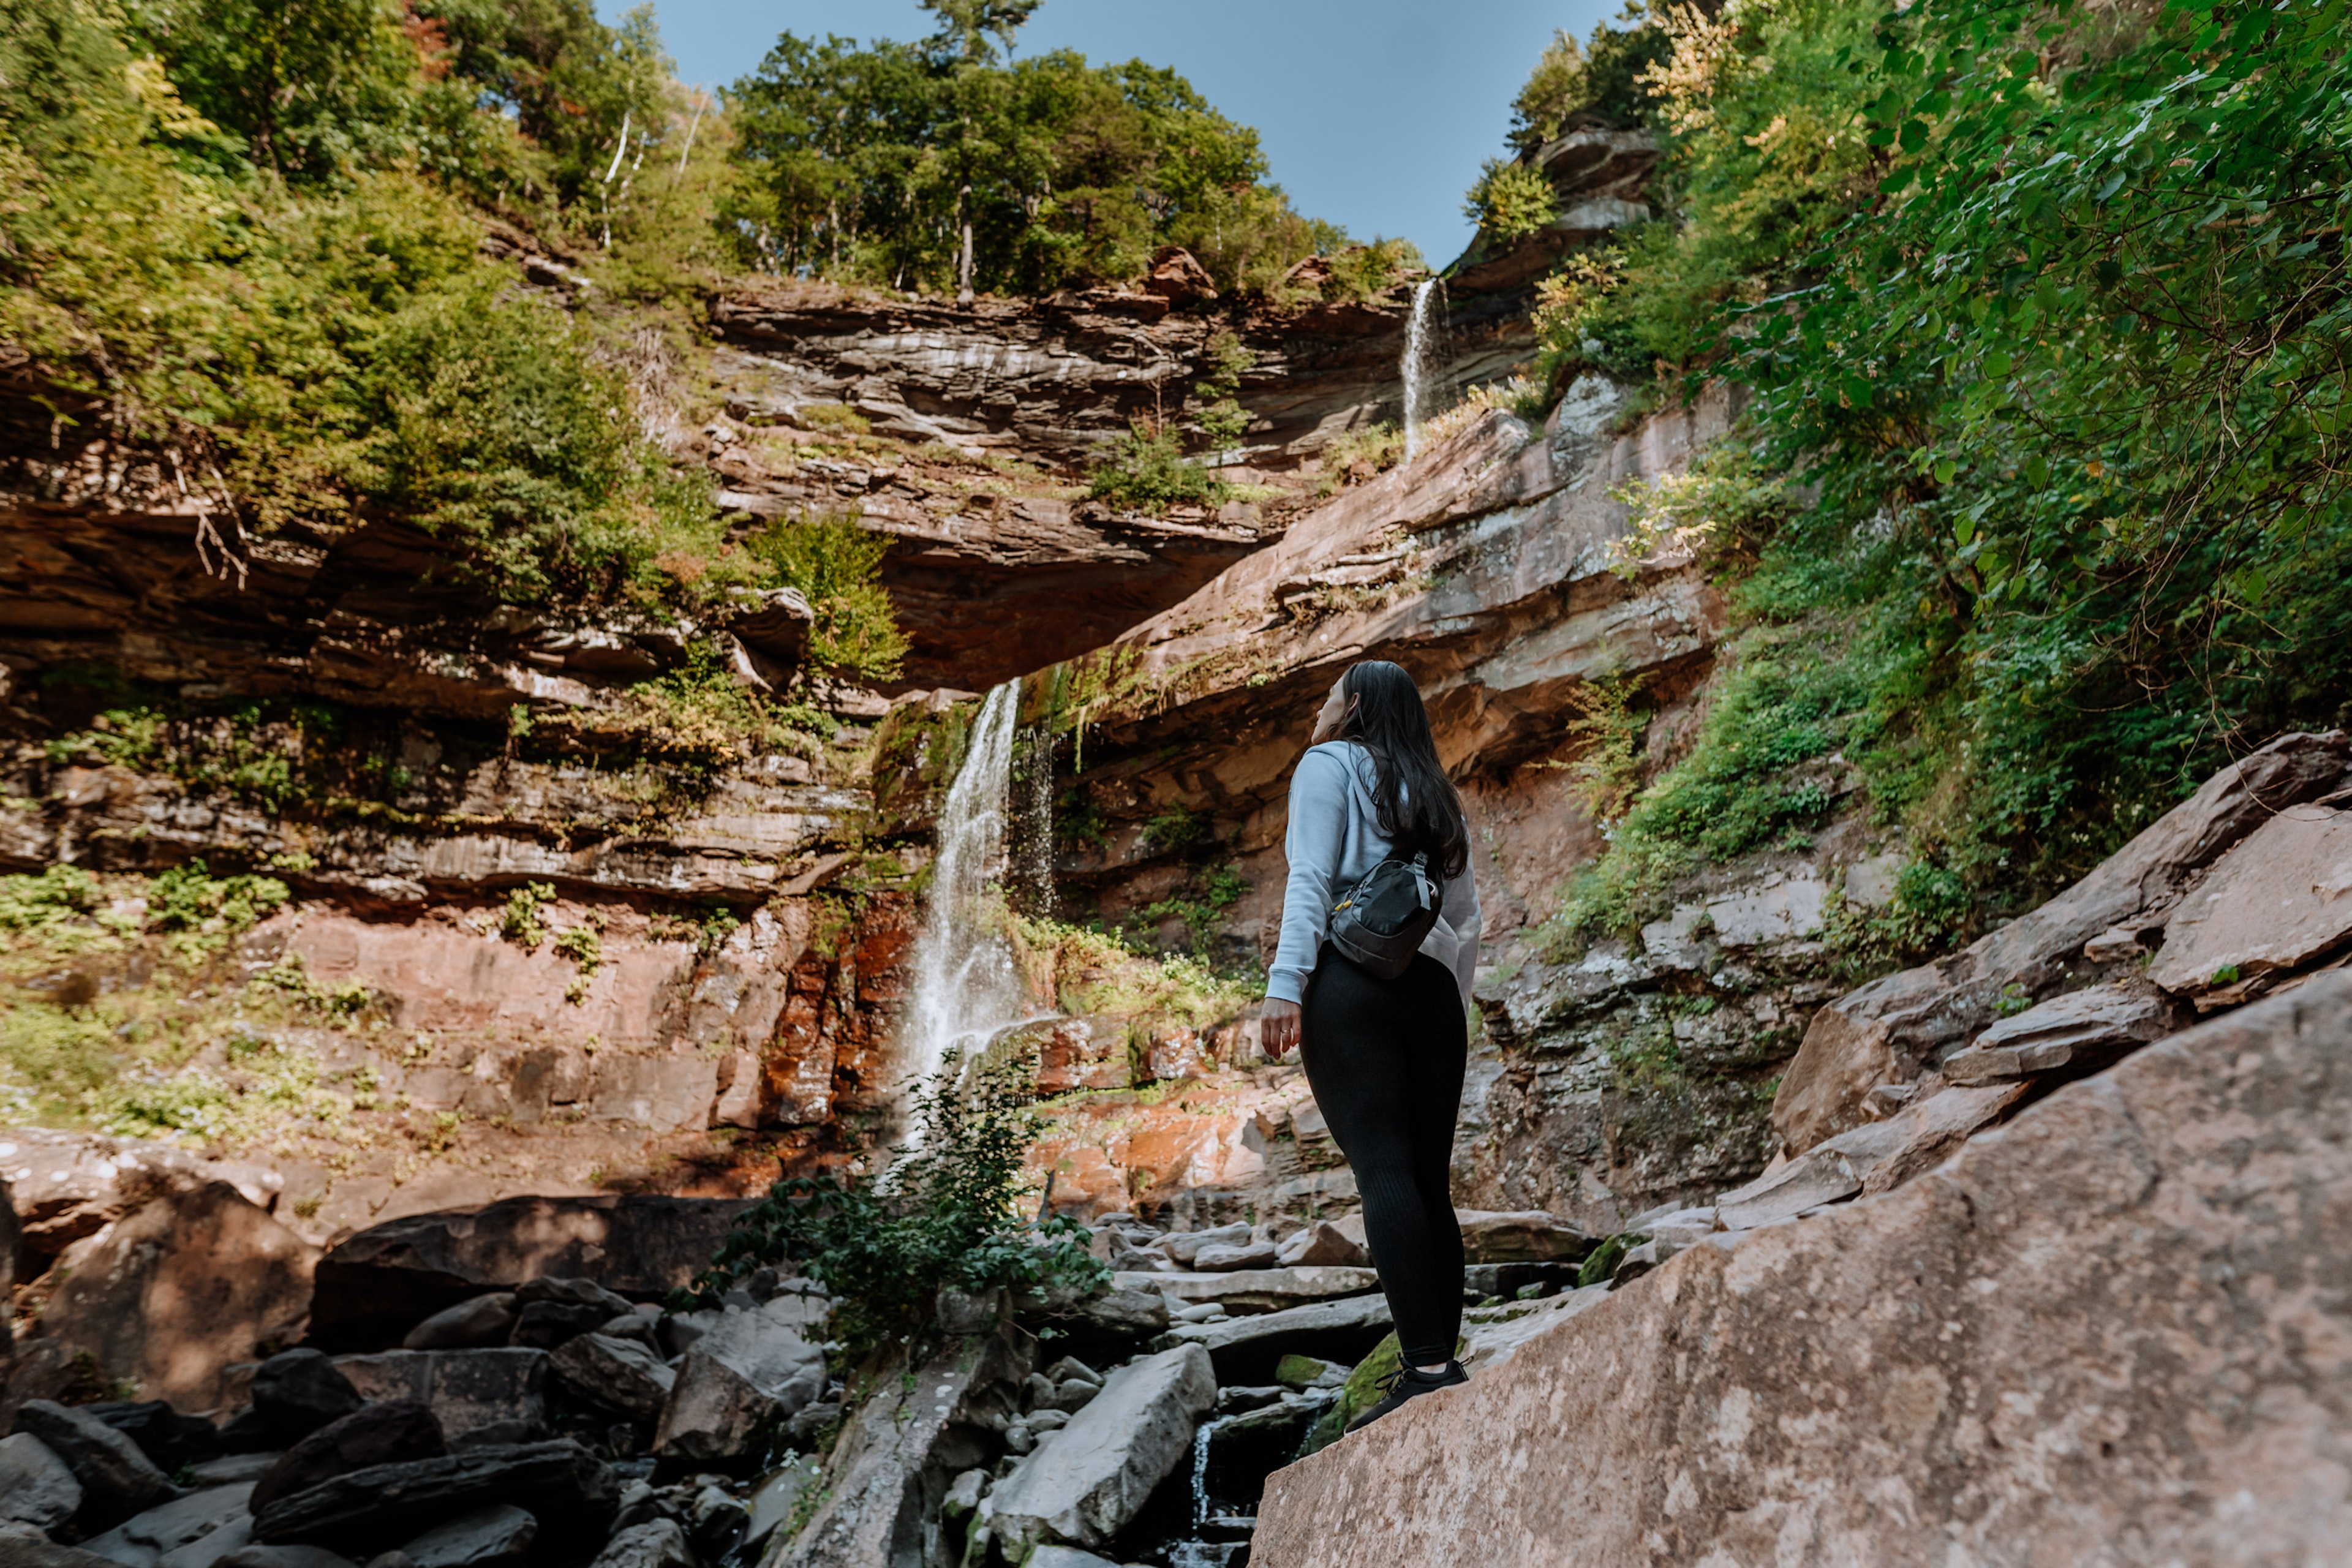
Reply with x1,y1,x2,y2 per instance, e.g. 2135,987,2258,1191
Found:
1266,741,1482,1011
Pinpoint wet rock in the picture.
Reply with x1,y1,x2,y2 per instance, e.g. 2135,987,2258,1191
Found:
2148,804,2352,1004
982,1344,1216,1552
11,1402,181,1533
251,1405,447,1517
1255,972,2352,1568
330,1351,548,1445
1125,1266,1379,1314
310,1197,749,1350
186,1457,279,1488
249,1354,363,1446
401,1297,516,1353
396,1505,535,1568
742,1459,822,1551
1156,1292,1394,1386
0,1433,81,1532
1273,1222,1367,1268
249,1441,616,1556
85,1406,222,1478
583,1521,689,1568
78,1485,252,1568
549,1335,674,1423
29,1183,316,1414
1189,1240,1278,1272
1455,1211,1594,1264
652,1300,824,1461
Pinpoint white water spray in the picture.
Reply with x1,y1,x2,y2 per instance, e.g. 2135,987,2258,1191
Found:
900,680,1041,1112
1401,276,1447,460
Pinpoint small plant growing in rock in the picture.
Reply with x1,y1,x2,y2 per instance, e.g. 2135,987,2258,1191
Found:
500,882,556,949
683,1047,1107,1364
1088,416,1227,512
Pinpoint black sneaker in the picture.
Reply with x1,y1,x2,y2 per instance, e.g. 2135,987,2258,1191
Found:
1345,1359,1468,1434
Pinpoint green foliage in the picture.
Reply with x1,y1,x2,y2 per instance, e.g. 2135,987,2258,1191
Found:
1008,913,1262,1022
1463,159,1558,243
1575,1232,1646,1289
1295,1331,1402,1459
685,1049,1108,1363
500,882,555,949
1532,0,2352,933
148,861,289,944
1088,420,1227,512
1194,331,1254,452
0,867,104,933
1314,422,1404,496
744,514,910,681
728,26,1334,296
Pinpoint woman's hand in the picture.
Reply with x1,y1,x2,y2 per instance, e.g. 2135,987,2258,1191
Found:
1262,998,1302,1060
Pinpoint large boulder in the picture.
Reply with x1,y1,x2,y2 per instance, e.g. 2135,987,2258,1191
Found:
247,1354,363,1446
29,1184,316,1414
769,1327,1025,1568
9,1402,180,1534
1254,971,2352,1566
0,1131,281,1266
982,1344,1216,1552
251,1404,448,1517
401,1297,515,1353
309,1197,748,1349
250,1442,616,1556
653,1301,824,1461
330,1351,548,1446
548,1335,673,1423
84,1403,224,1477
0,1432,81,1533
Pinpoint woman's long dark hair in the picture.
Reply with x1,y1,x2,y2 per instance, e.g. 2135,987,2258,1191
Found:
1315,660,1470,879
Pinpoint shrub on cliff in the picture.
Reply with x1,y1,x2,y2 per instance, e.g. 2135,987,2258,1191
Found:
684,1049,1106,1363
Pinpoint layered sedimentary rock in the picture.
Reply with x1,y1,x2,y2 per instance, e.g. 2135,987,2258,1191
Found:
1254,971,2352,1567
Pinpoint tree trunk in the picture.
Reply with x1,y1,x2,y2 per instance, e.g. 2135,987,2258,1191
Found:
957,182,976,306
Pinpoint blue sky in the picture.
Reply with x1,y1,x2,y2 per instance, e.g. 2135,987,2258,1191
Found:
604,0,1619,266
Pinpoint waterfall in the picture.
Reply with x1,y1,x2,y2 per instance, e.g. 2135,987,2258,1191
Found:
900,680,1040,1112
1401,276,1448,461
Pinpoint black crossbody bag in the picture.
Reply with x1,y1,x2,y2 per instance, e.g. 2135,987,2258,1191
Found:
1328,850,1443,979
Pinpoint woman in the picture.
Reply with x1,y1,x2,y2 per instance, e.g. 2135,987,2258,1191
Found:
1262,660,1481,1433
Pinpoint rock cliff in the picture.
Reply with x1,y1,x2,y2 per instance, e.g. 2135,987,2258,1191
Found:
1253,971,2352,1567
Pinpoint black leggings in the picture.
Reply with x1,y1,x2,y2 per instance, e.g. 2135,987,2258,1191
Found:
1299,946,1468,1368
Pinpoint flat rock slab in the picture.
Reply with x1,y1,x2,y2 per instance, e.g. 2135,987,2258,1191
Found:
250,1441,614,1555
80,1485,253,1567
2150,804,2352,1000
331,1351,548,1442
1255,971,2352,1567
982,1344,1216,1551
1455,1210,1594,1265
1945,983,2178,1084
0,1433,81,1532
398,1503,537,1568
309,1196,749,1349
1155,1294,1394,1387
1119,1267,1379,1314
